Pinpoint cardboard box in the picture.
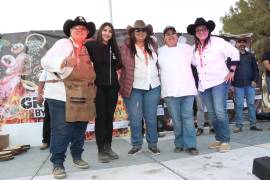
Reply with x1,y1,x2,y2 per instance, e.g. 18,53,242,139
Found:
0,134,9,150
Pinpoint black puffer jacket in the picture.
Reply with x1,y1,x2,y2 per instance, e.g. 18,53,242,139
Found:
85,41,122,86
232,51,259,87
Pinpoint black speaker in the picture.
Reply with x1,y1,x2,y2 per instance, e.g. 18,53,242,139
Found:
252,156,270,180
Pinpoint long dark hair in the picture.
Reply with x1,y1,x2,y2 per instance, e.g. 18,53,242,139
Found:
128,29,154,58
194,29,211,50
97,22,122,63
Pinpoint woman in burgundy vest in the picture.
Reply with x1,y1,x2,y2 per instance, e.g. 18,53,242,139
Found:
119,20,161,155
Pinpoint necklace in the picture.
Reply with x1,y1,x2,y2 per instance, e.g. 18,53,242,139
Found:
136,45,149,65
197,43,207,68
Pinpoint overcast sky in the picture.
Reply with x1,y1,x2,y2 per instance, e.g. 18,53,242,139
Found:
1,0,237,34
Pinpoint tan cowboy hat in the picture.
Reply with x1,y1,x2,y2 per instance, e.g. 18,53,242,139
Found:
127,20,153,36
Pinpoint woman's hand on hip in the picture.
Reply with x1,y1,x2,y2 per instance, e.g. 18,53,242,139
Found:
225,72,235,83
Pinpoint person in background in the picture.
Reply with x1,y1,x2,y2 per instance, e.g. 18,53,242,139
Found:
187,17,239,153
41,16,96,179
262,49,270,93
196,93,215,136
37,70,51,150
85,22,122,163
261,49,270,131
119,20,161,155
158,26,198,155
232,37,262,133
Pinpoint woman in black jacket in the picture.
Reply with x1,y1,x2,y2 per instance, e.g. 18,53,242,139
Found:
85,22,122,163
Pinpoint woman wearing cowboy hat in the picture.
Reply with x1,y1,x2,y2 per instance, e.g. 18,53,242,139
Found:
119,20,161,155
41,16,96,179
187,17,239,153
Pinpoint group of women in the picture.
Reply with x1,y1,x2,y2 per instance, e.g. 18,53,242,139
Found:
91,17,239,159
41,16,239,179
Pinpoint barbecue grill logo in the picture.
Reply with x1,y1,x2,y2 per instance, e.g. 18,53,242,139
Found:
21,96,45,118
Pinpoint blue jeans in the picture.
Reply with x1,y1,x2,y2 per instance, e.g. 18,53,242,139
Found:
47,99,88,168
164,96,196,148
234,86,256,128
124,86,161,148
201,82,230,143
196,93,209,129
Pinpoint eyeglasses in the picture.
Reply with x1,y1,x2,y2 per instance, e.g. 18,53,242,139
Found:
165,32,176,36
134,28,147,33
195,27,208,33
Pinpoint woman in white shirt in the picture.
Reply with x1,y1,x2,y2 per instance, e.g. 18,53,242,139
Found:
119,20,161,155
187,17,239,153
158,26,198,155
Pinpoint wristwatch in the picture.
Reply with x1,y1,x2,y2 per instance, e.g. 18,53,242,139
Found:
229,69,235,73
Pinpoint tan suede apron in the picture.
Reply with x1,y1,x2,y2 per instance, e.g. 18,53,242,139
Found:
64,45,96,122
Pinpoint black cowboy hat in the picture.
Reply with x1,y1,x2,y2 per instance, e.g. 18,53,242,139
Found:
63,16,96,38
126,20,153,36
187,17,215,35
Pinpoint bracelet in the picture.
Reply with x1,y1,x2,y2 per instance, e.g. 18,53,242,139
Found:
229,69,235,73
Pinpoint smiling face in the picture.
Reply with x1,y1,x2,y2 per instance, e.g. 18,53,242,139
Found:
70,25,89,44
236,40,247,52
134,28,147,43
164,29,178,47
101,25,113,45
195,25,209,42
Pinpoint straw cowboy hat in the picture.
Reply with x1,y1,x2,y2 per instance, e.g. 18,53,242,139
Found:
127,20,153,36
63,16,96,38
187,17,215,35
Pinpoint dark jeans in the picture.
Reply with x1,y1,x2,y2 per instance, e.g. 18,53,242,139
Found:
47,98,88,168
235,86,256,128
95,85,119,151
42,100,51,144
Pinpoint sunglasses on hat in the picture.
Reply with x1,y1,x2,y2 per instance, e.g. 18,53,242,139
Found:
134,28,147,33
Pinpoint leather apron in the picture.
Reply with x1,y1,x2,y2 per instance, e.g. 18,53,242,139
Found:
64,45,96,122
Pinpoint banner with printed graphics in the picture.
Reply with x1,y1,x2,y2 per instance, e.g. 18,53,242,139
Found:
0,30,130,140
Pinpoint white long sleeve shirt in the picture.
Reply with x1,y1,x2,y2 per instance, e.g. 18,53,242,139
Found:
39,70,47,82
158,43,197,98
192,36,240,92
133,45,160,90
41,38,75,101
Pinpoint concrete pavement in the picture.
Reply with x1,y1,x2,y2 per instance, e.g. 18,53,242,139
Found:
1,122,270,180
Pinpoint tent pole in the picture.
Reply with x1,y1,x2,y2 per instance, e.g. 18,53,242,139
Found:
109,0,113,24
